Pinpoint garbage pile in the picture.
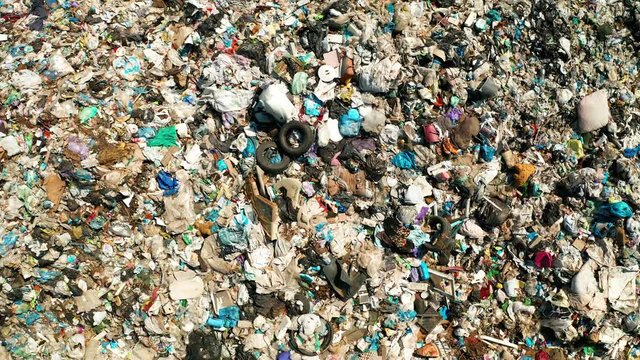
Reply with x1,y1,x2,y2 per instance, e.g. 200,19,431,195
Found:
1,0,640,358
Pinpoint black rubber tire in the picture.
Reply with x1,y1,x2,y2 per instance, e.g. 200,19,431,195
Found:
289,318,333,356
256,141,291,174
277,121,314,157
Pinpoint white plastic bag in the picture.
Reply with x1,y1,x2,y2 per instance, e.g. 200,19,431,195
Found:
208,88,254,112
11,69,42,90
48,54,74,78
358,57,402,93
259,83,296,123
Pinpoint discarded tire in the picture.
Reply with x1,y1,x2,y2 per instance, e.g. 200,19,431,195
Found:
256,141,291,174
289,318,333,356
277,121,314,156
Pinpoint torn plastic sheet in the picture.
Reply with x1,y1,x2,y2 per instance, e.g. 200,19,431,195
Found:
204,88,255,112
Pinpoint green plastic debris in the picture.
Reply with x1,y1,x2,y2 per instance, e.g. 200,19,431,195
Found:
182,234,192,245
79,106,99,124
291,72,309,95
148,126,178,147
583,346,595,356
4,90,20,106
24,133,33,152
297,53,313,65
487,9,502,22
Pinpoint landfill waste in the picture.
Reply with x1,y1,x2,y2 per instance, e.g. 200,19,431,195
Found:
0,0,639,359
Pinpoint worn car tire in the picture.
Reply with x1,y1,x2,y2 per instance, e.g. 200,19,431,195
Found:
277,121,314,157
256,141,291,174
289,317,333,356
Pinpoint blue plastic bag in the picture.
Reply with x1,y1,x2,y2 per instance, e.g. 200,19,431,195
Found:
304,98,321,116
218,228,247,251
623,144,640,158
243,138,257,157
156,171,180,196
392,151,416,169
479,144,496,162
216,159,228,171
397,310,417,321
0,232,18,257
339,109,362,137
597,201,633,219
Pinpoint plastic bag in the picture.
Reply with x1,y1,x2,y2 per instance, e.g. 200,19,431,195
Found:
358,57,402,93
112,56,142,79
157,171,180,196
362,109,386,133
148,126,178,147
338,109,362,137
48,54,74,78
596,201,633,219
51,100,78,118
577,90,610,133
392,151,416,169
208,88,255,112
317,118,343,147
79,106,99,124
258,83,296,124
291,72,309,95
11,70,42,90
